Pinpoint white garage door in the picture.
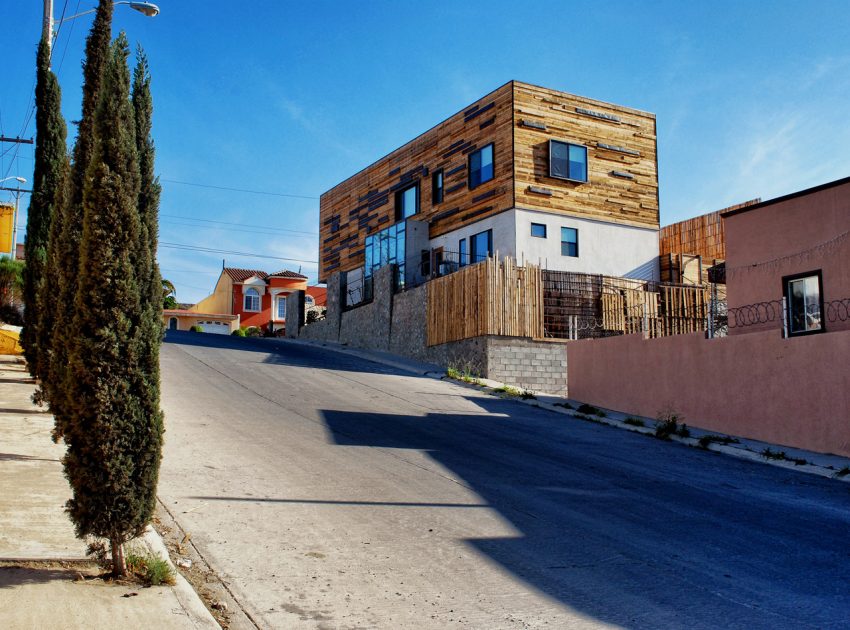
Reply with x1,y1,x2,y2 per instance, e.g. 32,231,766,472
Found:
198,321,230,335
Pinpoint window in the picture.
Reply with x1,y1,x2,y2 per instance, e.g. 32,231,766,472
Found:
550,140,588,182
469,143,494,189
364,221,406,291
432,169,444,204
459,238,468,267
395,183,419,220
243,287,260,311
561,227,578,257
470,229,492,263
530,223,547,238
305,295,315,306
276,295,287,319
784,271,824,336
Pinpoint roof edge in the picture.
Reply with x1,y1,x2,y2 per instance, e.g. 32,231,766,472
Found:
722,175,850,218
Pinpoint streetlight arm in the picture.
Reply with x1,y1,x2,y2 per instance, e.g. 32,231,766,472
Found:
52,2,159,33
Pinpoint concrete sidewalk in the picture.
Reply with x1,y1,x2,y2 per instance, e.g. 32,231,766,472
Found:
0,356,218,630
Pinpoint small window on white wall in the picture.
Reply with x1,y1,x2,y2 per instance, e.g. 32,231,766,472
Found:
277,295,287,319
530,223,547,238
244,288,261,311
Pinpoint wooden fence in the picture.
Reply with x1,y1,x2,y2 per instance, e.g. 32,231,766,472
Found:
427,257,543,346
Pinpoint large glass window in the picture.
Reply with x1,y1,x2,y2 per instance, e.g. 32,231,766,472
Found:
364,221,407,291
395,183,419,220
550,140,588,182
561,227,578,257
243,287,260,311
470,229,492,264
459,238,468,267
784,271,823,336
432,169,444,204
469,143,494,189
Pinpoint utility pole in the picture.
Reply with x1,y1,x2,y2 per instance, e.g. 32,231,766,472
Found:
43,0,54,53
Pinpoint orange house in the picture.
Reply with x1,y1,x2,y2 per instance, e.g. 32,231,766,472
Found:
192,267,308,334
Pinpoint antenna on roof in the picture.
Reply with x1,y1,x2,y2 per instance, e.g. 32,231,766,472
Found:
222,258,225,269
298,265,302,274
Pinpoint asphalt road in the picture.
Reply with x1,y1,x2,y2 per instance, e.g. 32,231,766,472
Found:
159,331,850,629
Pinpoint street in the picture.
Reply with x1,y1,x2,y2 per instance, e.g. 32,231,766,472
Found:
159,331,850,629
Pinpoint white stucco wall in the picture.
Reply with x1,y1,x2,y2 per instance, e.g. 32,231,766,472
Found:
428,210,518,262
429,208,659,280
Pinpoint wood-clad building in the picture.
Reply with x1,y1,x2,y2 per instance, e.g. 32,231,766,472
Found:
319,81,660,286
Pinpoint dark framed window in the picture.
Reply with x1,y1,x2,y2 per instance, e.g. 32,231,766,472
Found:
469,143,494,189
470,229,492,263
550,140,588,182
783,270,824,336
458,238,467,267
395,183,419,221
531,223,547,238
432,169,444,204
561,227,578,257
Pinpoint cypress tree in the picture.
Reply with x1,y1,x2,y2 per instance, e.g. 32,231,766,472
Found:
64,33,162,576
23,37,67,381
48,0,112,432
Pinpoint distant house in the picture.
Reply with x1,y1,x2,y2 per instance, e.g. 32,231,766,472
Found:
191,267,308,334
305,285,327,310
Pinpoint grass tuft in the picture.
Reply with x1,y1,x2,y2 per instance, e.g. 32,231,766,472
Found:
623,417,645,427
125,550,176,586
697,434,740,449
577,403,606,417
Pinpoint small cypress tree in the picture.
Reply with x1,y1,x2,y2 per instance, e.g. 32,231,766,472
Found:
64,33,162,576
23,37,67,381
48,0,112,430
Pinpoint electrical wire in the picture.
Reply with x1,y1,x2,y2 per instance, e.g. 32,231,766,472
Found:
160,214,318,236
161,178,319,200
159,241,318,264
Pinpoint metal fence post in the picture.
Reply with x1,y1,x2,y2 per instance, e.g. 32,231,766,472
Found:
781,296,788,338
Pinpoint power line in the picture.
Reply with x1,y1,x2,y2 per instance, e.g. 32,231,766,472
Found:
160,214,318,236
161,178,319,200
159,241,318,264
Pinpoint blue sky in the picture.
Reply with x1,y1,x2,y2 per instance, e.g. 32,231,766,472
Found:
2,1,849,303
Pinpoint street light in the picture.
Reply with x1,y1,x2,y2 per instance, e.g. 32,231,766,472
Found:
43,1,161,53
0,177,27,260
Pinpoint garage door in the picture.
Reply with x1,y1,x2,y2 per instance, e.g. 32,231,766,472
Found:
198,321,230,335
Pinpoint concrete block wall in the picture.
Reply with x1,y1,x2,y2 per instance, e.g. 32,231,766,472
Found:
486,337,568,395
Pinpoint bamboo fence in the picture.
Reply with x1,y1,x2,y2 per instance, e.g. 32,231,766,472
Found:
427,257,544,346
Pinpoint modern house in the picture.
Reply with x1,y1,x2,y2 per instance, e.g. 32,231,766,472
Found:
163,309,239,334
192,267,308,334
320,81,660,303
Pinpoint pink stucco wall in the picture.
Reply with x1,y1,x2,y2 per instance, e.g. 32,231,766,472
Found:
567,329,850,457
724,179,850,334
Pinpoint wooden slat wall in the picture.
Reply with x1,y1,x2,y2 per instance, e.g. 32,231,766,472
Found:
659,199,760,264
513,82,659,229
318,83,515,281
427,258,543,346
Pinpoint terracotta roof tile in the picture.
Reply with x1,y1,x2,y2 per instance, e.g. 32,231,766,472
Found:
269,269,307,279
223,268,269,282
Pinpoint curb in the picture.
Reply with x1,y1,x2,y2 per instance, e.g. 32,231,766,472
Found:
142,526,221,629
441,375,850,485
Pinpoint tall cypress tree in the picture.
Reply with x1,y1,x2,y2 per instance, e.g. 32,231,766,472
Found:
23,38,67,381
64,33,163,576
48,0,112,434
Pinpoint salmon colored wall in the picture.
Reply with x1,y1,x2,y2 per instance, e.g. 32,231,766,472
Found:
567,329,850,457
233,284,271,329
724,181,850,334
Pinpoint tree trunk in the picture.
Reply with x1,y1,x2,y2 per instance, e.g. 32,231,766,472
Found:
111,539,126,577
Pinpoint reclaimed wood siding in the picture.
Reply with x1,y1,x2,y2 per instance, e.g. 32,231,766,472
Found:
318,83,515,281
512,82,659,230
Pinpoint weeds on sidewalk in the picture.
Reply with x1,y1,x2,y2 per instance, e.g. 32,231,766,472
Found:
654,410,689,440
577,403,606,417
623,417,645,427
698,434,740,449
761,447,807,466
125,549,176,586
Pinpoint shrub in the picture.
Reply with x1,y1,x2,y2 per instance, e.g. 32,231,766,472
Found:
577,403,605,417
654,410,685,440
231,327,246,337
189,324,203,333
245,326,262,337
